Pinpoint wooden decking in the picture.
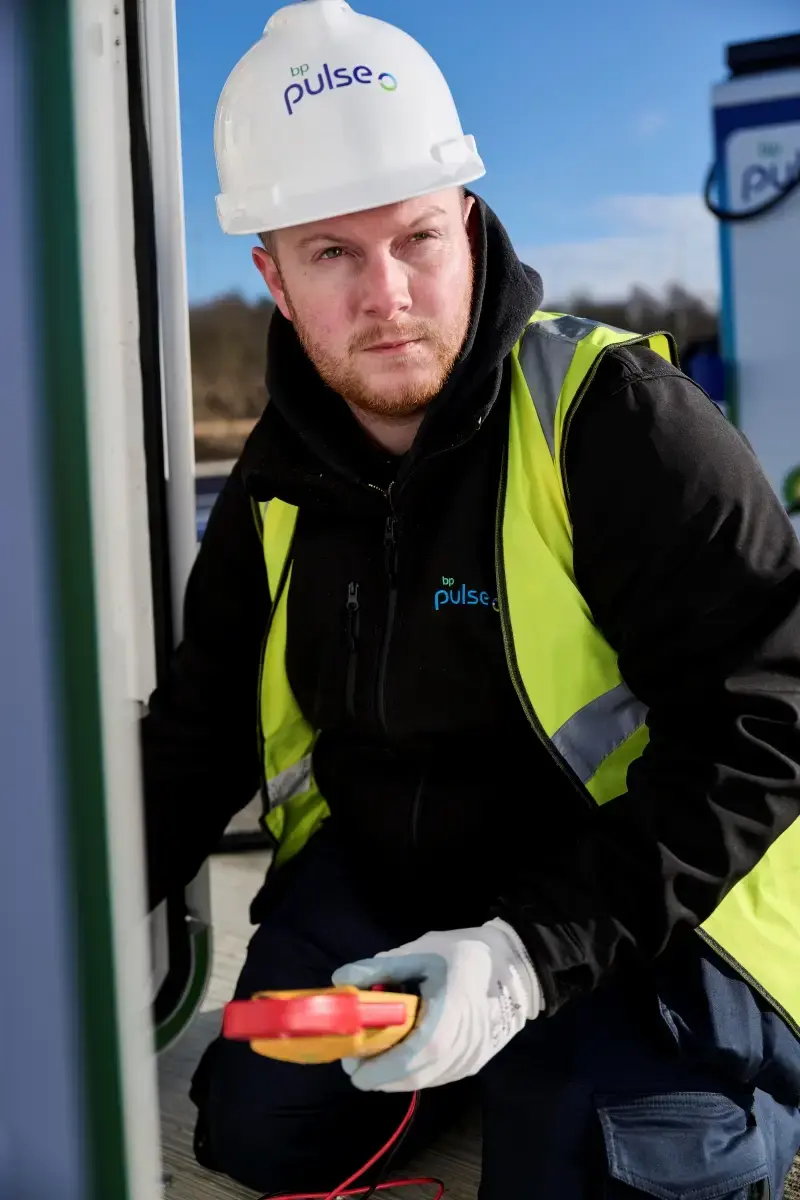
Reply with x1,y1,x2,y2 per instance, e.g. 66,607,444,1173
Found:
158,836,800,1200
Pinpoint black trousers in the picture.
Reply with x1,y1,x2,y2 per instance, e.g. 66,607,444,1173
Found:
190,822,800,1198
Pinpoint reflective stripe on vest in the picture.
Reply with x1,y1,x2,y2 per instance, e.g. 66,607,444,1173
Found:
552,683,648,787
517,315,629,458
267,754,313,809
255,308,800,1034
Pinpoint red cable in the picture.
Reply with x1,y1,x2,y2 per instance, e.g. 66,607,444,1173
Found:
263,1091,444,1200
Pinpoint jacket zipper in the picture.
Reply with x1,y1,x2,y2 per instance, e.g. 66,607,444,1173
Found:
361,403,493,728
376,483,399,734
345,581,360,720
365,479,424,849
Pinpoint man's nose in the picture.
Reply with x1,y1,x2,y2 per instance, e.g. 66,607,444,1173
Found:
359,251,412,322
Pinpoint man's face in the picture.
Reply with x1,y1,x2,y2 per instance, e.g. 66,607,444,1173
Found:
253,188,476,419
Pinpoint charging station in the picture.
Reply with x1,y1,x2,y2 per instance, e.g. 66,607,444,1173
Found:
706,33,800,524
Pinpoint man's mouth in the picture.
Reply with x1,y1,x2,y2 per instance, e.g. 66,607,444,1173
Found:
363,338,422,354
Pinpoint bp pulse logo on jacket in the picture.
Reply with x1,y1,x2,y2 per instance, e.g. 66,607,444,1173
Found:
434,578,499,613
284,63,398,116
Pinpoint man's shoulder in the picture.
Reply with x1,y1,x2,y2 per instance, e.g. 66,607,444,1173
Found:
591,338,685,396
565,331,735,493
520,313,689,399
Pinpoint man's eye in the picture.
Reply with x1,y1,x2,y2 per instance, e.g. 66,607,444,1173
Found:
319,246,345,260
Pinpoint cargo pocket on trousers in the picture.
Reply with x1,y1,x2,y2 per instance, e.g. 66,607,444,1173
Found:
595,1091,770,1199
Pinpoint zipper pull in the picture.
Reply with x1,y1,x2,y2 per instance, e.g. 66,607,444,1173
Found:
346,581,360,651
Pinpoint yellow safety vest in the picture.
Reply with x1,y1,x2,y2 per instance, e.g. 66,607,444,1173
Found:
253,310,800,1034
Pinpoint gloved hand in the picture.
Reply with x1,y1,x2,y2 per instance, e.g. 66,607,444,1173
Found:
330,917,543,1092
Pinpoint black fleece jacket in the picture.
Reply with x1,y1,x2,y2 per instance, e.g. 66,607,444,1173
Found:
141,197,800,1017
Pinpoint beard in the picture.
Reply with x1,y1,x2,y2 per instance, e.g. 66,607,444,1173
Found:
284,267,474,419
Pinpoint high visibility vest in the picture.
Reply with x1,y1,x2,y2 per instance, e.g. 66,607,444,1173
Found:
253,310,800,1035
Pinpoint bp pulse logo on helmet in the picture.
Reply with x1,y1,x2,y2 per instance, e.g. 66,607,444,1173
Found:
285,63,398,116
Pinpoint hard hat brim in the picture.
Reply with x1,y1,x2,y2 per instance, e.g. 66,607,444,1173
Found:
216,152,486,237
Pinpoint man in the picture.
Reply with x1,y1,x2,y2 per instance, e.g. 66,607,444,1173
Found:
143,1,800,1195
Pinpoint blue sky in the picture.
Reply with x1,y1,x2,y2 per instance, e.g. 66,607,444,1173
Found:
176,0,797,305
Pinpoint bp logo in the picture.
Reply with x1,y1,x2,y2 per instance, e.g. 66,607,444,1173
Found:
434,577,499,612
285,63,398,116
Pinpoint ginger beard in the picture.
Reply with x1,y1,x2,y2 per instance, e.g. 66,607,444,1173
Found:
281,257,474,418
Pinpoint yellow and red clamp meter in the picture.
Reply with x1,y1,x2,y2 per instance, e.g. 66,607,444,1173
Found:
222,985,419,1065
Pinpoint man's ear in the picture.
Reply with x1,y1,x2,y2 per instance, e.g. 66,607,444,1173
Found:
463,192,477,250
252,246,291,321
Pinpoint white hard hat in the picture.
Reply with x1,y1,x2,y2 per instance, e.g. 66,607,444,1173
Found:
213,0,485,235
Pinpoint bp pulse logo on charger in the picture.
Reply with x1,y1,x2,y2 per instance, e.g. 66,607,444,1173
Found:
285,62,398,116
728,124,800,210
740,141,800,206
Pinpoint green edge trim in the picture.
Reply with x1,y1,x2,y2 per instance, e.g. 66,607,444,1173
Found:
26,4,131,1199
155,927,212,1053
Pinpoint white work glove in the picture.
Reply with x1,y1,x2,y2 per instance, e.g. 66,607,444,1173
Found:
330,917,543,1092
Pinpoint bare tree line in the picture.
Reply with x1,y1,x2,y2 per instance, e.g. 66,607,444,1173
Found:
191,285,718,462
